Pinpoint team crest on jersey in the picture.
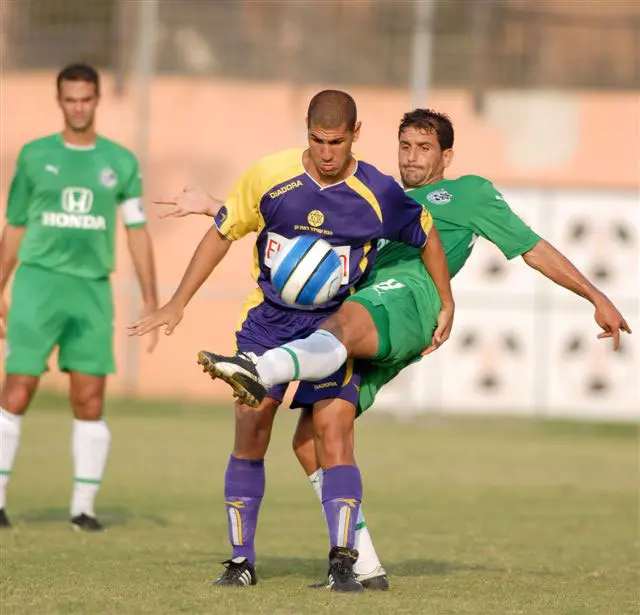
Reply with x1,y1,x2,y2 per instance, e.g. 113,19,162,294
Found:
307,210,325,227
100,168,118,188
427,188,453,205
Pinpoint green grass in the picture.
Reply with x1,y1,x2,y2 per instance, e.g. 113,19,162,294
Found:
1,394,638,614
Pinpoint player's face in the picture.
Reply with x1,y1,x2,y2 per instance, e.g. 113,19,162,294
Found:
398,126,453,188
57,80,99,132
306,121,361,181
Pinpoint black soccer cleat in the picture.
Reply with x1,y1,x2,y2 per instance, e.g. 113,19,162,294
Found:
327,546,363,592
357,566,390,591
212,557,257,587
70,513,104,532
197,351,267,408
0,508,11,528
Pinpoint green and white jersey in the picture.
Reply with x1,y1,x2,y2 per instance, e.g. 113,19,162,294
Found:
372,175,541,281
6,133,146,280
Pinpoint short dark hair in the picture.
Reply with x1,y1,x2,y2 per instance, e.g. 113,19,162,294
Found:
56,63,100,95
307,90,357,131
398,109,454,150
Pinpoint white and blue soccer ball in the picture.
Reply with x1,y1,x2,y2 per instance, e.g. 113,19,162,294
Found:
271,236,343,307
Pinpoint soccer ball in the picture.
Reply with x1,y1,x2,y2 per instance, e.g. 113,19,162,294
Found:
271,235,343,307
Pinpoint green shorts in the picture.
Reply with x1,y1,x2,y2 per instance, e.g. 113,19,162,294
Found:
5,263,115,376
346,275,440,416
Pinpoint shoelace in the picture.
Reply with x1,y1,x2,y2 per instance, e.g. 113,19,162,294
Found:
220,559,246,580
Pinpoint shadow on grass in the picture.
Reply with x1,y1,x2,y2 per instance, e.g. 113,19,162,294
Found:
164,553,507,581
17,506,169,527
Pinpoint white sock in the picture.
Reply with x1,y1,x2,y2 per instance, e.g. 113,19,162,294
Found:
71,419,111,518
307,468,384,576
257,330,347,386
352,506,385,576
0,408,23,510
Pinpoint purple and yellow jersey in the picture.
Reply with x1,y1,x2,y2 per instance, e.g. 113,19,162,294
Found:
214,149,432,311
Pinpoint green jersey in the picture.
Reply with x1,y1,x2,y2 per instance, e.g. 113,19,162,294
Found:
372,174,541,280
6,133,146,280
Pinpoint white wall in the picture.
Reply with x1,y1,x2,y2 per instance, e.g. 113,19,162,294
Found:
370,187,640,421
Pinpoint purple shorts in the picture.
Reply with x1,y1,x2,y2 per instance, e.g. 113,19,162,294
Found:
236,298,360,409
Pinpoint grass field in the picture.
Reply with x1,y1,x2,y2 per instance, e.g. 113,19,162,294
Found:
0,393,637,615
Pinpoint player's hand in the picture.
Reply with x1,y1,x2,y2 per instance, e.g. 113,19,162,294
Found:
422,303,455,356
139,303,160,352
593,296,632,350
127,301,184,338
154,186,223,218
0,295,7,338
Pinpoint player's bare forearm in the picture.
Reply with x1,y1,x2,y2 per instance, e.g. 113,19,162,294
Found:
155,188,224,218
522,239,604,305
523,238,631,348
421,227,454,308
126,226,159,309
0,224,26,292
171,225,232,309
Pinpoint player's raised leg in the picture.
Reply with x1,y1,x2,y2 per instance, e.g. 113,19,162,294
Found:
67,372,110,532
213,395,280,587
198,301,379,407
0,375,40,528
292,410,389,590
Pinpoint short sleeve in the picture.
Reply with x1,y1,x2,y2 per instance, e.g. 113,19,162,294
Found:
119,155,146,228
214,164,262,240
6,147,32,226
381,181,432,247
469,181,541,259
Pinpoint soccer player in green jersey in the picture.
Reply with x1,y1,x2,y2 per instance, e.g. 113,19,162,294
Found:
195,108,631,588
0,64,159,531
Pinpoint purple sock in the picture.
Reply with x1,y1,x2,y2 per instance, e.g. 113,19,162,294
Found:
224,455,265,565
321,465,362,550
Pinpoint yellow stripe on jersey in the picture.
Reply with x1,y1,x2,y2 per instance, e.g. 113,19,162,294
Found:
234,287,265,351
345,176,383,223
341,358,354,387
358,241,372,273
217,149,305,242
420,208,434,239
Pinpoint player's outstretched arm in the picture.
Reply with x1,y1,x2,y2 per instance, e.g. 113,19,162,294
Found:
154,186,223,219
522,238,632,350
126,226,160,352
420,226,455,355
127,225,231,337
0,224,26,338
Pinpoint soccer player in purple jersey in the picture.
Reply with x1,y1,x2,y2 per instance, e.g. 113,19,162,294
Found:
166,108,631,591
128,91,454,591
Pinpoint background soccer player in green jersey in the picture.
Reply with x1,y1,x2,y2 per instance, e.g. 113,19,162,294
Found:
0,64,159,531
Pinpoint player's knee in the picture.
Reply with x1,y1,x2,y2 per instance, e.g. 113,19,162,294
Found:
234,399,279,456
70,393,104,421
321,301,376,357
315,418,354,467
0,377,38,415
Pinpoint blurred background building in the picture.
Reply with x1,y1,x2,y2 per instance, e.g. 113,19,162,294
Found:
1,0,638,419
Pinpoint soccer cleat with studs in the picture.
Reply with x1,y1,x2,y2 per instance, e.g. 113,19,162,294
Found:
0,508,12,528
70,513,104,532
212,557,257,587
197,351,267,408
327,546,363,592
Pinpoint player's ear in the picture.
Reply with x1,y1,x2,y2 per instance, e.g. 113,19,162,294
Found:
352,121,362,142
442,148,454,169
